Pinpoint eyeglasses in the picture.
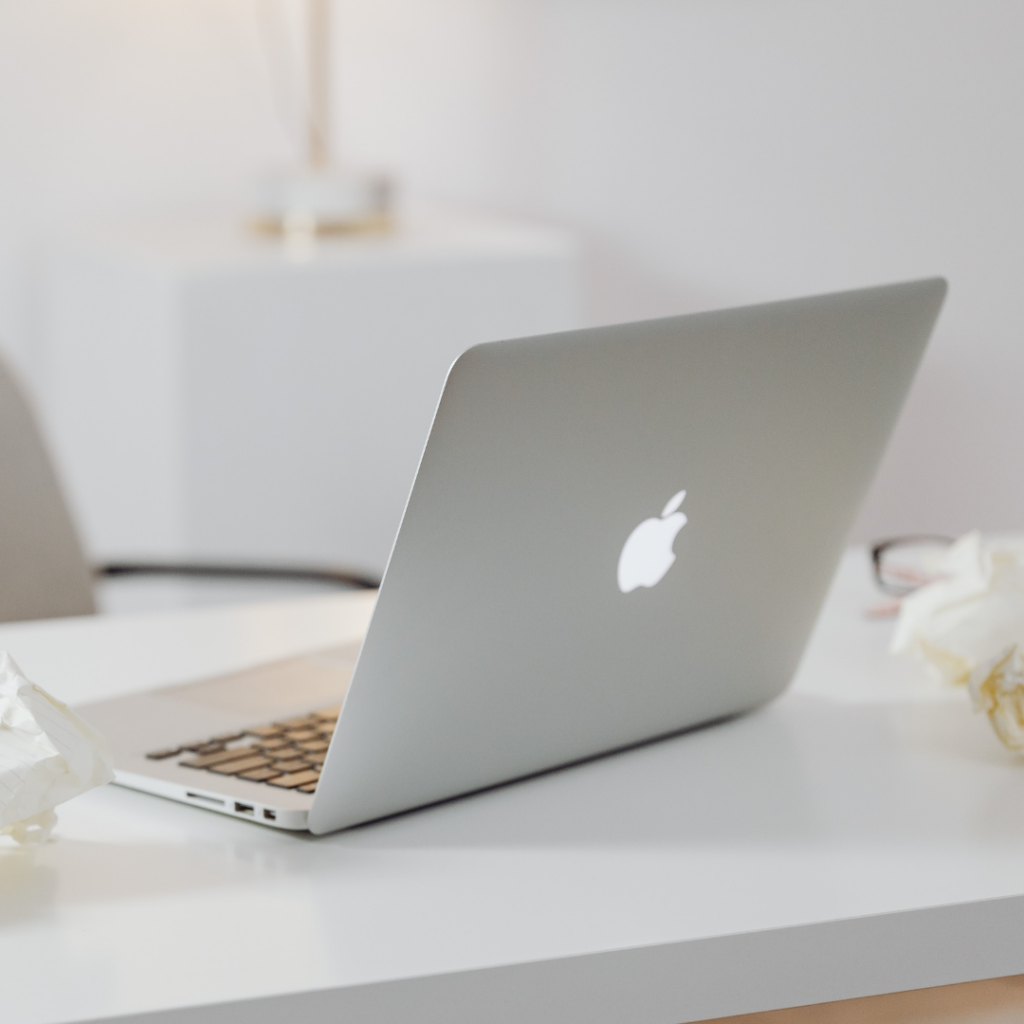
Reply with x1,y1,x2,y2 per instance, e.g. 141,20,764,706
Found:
870,535,955,598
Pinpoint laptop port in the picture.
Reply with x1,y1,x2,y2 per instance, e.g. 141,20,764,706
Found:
263,809,277,821
186,792,225,806
234,802,254,815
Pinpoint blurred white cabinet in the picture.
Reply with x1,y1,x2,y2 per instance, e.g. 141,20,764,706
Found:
41,211,580,575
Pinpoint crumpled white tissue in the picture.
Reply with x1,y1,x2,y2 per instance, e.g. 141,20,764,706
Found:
891,531,1024,749
0,651,114,843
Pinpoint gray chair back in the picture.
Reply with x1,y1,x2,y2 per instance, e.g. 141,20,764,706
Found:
0,354,95,622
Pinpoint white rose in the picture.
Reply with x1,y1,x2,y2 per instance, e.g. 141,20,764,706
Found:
891,531,1024,750
968,645,1024,751
0,652,114,843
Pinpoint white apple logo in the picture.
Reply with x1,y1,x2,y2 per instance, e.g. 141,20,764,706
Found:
617,489,688,594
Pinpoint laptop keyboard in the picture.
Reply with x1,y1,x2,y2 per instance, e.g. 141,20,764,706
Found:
144,706,340,794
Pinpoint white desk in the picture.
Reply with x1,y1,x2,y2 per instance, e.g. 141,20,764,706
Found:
3,551,1024,1024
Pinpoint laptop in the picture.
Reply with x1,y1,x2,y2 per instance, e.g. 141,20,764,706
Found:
79,278,947,834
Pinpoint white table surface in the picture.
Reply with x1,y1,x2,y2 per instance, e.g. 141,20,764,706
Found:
3,550,1024,1024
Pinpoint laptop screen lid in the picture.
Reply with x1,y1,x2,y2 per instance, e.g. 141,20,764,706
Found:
309,278,947,834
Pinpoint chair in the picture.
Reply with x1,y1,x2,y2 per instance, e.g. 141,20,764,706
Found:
0,353,377,625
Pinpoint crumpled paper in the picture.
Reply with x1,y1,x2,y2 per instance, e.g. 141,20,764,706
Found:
891,531,1024,749
0,651,114,843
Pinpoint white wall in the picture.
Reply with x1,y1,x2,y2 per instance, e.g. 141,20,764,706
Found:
0,0,291,376
336,0,1024,542
1,0,1022,544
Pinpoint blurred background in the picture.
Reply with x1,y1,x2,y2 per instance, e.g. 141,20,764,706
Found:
0,0,1020,612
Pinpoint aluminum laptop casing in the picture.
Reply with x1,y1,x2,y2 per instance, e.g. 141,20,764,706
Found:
308,278,946,833
82,279,945,831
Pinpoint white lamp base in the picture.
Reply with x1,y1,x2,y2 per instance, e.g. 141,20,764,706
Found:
250,167,391,235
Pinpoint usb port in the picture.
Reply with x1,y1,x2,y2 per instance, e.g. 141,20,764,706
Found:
263,809,277,821
234,802,254,815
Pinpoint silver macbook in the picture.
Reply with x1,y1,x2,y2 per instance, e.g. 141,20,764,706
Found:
79,278,947,833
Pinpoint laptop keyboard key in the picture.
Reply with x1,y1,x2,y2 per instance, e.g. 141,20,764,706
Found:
209,755,272,775
272,758,311,773
275,716,317,730
256,737,290,751
240,766,284,781
145,747,183,760
267,769,320,789
181,746,261,769
247,724,283,738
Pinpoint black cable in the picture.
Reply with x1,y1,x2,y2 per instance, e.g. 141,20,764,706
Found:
96,561,379,591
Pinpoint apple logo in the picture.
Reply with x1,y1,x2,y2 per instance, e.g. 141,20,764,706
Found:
617,489,688,594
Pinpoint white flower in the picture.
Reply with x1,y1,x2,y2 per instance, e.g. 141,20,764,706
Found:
891,532,1024,685
968,645,1024,751
891,531,1024,750
0,652,114,843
